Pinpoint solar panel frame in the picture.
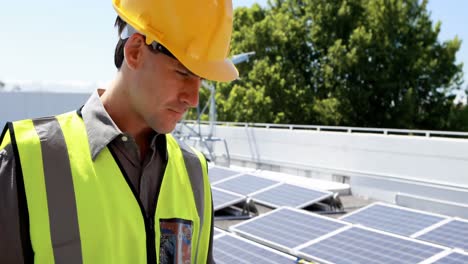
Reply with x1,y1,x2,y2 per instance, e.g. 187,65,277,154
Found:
212,187,247,211
250,182,333,209
296,225,450,264
213,227,225,239
229,207,350,255
421,249,468,264
414,218,468,251
411,218,453,238
214,232,296,264
340,202,448,236
208,166,244,184
294,225,354,264
212,174,282,196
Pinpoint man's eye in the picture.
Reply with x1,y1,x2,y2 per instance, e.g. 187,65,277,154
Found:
176,70,189,76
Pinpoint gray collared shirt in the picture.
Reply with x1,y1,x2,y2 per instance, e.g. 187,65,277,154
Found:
0,90,214,263
81,89,165,217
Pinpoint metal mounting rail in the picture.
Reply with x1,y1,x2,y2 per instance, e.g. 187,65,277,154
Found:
179,120,468,139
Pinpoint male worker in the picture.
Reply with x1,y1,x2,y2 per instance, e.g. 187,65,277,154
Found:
0,0,238,263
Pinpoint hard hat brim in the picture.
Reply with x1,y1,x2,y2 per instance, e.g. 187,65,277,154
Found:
182,57,239,82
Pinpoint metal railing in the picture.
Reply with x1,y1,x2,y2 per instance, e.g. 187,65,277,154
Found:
179,120,468,139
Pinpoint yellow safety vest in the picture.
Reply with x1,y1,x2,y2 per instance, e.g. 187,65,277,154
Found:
2,111,212,264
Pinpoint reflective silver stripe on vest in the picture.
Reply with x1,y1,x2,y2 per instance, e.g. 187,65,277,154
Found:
33,118,83,263
175,138,205,262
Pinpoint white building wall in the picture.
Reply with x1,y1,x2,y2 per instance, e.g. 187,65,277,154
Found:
0,92,90,128
194,125,468,189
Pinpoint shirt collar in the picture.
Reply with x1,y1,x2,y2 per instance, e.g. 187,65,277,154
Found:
81,89,122,160
80,89,167,161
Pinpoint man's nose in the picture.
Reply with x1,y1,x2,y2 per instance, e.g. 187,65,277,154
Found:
180,77,202,108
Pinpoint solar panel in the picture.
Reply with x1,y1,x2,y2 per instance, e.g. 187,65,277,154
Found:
340,202,447,236
251,183,333,208
427,250,468,264
212,187,246,211
213,174,281,196
416,219,468,251
214,233,296,264
208,166,242,183
297,226,448,264
230,207,349,253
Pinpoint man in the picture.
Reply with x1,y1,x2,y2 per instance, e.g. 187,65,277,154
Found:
0,0,238,263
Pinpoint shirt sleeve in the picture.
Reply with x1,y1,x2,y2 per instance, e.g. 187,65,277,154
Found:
0,143,29,263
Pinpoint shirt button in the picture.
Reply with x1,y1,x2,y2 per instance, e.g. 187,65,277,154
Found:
121,136,128,142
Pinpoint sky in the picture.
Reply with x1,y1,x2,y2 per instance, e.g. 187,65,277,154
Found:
0,0,466,92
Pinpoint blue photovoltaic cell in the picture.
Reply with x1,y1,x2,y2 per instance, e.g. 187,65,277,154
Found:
298,227,445,264
212,188,245,211
432,252,468,264
341,203,446,236
208,167,241,183
213,174,279,196
252,183,332,208
417,220,468,250
214,234,296,264
231,207,348,249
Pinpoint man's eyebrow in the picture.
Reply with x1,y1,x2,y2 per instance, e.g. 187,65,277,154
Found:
176,61,199,78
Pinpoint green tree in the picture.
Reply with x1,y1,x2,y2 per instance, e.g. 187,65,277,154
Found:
215,3,316,123
318,0,464,129
447,85,468,131
198,0,465,130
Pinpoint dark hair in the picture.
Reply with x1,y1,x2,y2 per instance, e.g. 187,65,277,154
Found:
114,16,128,69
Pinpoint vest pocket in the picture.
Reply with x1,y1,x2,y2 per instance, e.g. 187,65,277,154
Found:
159,218,193,264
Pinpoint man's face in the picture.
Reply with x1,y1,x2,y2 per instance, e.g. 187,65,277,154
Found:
125,35,202,134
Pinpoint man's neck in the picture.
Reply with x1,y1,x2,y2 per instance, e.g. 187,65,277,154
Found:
100,78,153,158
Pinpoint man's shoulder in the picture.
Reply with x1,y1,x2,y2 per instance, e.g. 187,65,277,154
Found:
171,135,200,157
10,111,79,129
1,112,78,145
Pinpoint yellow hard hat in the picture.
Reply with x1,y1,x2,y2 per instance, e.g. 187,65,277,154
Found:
112,0,239,82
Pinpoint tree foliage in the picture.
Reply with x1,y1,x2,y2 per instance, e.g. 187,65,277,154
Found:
193,0,466,130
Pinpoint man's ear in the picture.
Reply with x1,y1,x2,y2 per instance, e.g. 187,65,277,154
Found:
123,34,146,70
